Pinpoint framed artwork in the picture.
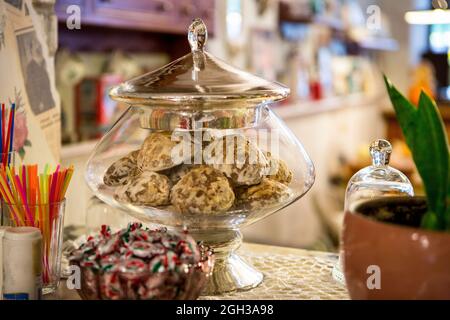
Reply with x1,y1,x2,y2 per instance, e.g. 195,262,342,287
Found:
16,30,55,115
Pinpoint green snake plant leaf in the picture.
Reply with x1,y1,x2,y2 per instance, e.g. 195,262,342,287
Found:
416,92,449,228
383,76,418,150
384,76,450,231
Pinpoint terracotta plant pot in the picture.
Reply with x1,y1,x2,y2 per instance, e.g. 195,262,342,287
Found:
343,196,450,300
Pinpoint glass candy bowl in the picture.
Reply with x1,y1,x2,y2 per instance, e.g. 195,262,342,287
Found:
86,19,315,294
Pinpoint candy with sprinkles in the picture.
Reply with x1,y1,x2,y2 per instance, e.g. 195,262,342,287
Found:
69,223,214,300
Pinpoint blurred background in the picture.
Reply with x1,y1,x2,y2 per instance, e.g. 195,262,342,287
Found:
54,0,450,251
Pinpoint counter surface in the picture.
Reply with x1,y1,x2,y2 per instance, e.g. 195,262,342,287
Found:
47,243,349,300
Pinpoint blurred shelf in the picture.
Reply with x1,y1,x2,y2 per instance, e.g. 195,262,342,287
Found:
313,15,345,31
274,92,383,120
56,0,215,35
356,37,398,51
56,0,214,58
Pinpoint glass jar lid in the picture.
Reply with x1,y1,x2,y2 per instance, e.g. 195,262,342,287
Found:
109,18,289,107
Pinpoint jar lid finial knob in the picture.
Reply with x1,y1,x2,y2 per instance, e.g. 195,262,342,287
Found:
370,139,392,167
188,18,208,52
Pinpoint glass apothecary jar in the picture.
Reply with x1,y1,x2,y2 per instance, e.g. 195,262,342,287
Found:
85,19,315,294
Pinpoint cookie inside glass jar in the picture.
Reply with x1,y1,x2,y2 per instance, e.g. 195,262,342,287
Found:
103,150,140,186
115,171,171,206
203,134,269,186
171,165,235,214
136,132,188,172
234,177,293,211
163,164,199,185
264,151,293,185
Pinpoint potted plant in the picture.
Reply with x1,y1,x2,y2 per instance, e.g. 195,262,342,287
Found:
342,76,450,300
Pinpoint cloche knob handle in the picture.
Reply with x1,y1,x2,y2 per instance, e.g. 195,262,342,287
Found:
370,139,392,167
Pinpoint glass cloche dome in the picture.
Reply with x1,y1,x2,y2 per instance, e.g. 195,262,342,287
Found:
345,139,414,211
333,139,414,285
85,19,315,294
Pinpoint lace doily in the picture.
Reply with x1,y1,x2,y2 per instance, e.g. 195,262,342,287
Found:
202,250,349,300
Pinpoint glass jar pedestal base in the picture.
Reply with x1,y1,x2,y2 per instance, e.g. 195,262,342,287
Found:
188,229,263,295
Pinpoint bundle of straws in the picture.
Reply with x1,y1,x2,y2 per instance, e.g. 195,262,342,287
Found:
0,103,16,166
0,164,74,283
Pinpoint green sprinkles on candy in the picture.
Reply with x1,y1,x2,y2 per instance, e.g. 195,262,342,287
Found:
69,223,211,299
152,261,163,273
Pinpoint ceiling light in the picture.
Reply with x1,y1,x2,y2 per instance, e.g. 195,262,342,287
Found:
405,9,450,25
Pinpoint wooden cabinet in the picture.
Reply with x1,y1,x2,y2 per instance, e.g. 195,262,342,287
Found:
55,0,86,16
56,0,215,34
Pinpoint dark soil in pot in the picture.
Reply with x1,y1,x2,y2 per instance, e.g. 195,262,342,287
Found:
353,196,427,228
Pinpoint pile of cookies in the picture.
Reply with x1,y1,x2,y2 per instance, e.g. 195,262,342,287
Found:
104,132,293,215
